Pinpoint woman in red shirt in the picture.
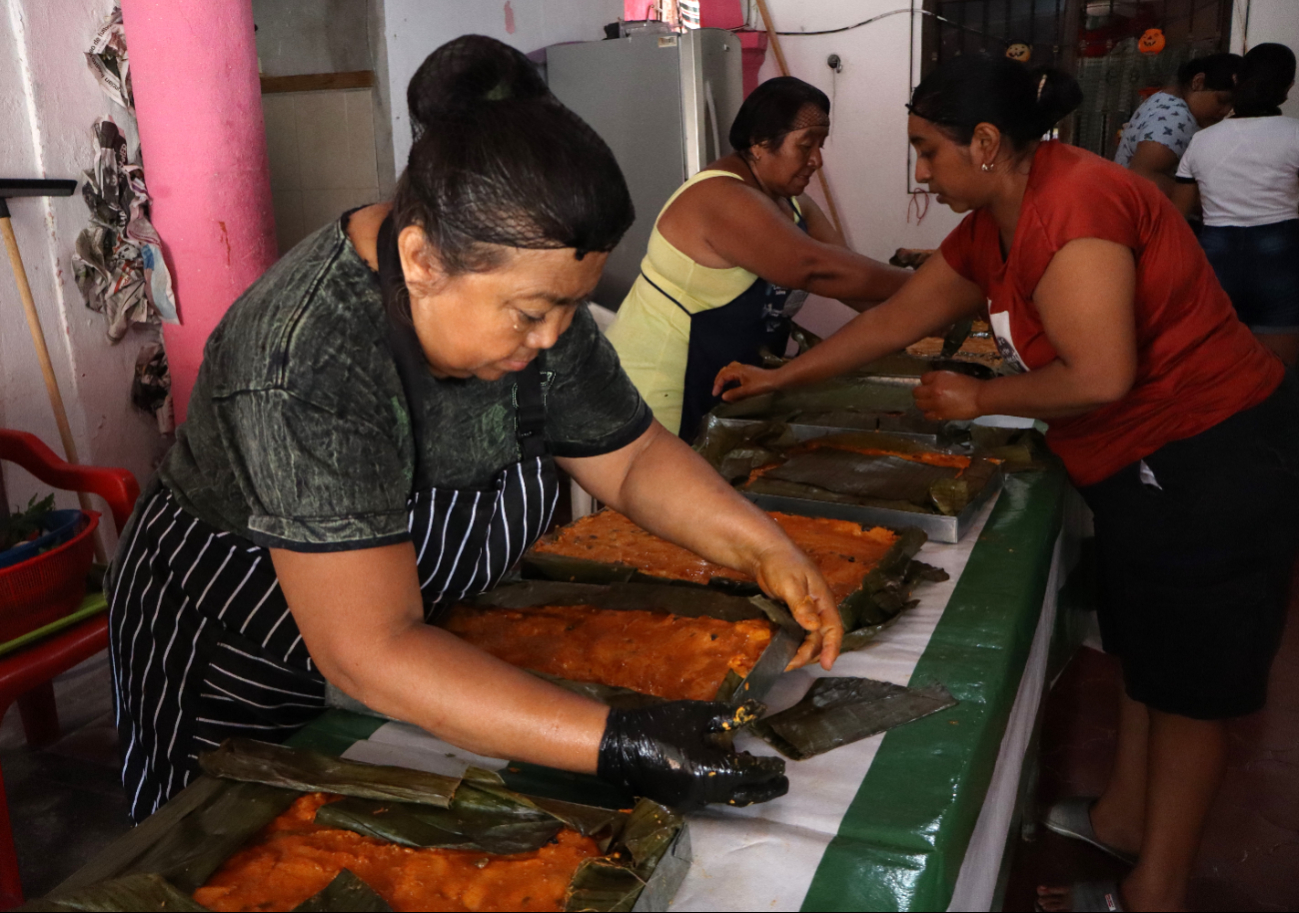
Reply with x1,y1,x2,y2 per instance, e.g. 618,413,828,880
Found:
717,55,1299,912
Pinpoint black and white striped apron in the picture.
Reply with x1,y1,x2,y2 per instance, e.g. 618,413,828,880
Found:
108,218,559,823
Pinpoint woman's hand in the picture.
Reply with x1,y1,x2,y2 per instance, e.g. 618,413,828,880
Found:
713,361,783,402
751,542,843,671
913,371,984,420
598,700,787,810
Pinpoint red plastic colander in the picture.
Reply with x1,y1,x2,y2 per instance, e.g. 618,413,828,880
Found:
0,511,99,643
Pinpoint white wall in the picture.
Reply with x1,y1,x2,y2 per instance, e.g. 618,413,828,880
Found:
253,0,373,77
265,88,384,254
1231,0,1299,118
382,0,623,174
749,0,965,338
0,0,168,545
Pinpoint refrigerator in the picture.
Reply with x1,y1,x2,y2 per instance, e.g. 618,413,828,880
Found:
545,26,744,308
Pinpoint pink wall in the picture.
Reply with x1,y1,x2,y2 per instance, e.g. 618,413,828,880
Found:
120,0,277,424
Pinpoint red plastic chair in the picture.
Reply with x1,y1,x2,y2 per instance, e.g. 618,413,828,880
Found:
0,430,139,908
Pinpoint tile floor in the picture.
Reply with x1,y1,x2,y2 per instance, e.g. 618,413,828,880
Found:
4,585,1295,908
1002,582,1299,912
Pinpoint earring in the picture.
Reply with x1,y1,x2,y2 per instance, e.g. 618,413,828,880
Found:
981,163,994,172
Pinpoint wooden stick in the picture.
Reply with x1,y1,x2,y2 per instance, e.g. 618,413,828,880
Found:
753,0,847,240
1,214,108,564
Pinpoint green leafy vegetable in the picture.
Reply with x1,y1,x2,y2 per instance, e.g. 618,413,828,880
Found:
1,493,56,551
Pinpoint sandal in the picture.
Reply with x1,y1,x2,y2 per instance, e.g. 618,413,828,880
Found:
1035,880,1126,913
1042,797,1139,865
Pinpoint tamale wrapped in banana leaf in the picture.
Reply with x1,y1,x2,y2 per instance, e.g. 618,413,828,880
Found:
25,741,688,913
524,512,944,653
750,677,957,760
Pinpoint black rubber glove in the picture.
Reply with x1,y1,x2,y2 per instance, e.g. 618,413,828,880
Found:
597,700,788,811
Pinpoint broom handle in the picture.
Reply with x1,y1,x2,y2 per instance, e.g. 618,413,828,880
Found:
753,0,847,240
1,212,107,564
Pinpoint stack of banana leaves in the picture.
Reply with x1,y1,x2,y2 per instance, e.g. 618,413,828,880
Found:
22,740,687,913
696,423,1008,518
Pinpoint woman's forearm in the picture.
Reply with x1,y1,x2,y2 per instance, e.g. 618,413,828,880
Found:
776,295,968,389
800,252,911,302
602,426,791,576
273,544,609,774
976,359,1132,419
325,622,609,772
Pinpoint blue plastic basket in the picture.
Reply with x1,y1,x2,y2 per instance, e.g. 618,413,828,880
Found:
0,509,85,570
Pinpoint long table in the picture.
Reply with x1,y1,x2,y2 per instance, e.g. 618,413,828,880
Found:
284,467,1077,912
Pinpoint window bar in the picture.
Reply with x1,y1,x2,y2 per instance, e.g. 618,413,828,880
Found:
1030,0,1038,59
959,0,967,57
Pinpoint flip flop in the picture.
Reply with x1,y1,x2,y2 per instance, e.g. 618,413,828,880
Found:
1035,880,1126,913
1042,797,1139,865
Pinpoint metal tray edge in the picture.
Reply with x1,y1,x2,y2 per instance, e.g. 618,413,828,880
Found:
744,466,1004,545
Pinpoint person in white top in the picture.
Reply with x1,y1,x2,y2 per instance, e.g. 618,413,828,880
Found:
1175,43,1299,364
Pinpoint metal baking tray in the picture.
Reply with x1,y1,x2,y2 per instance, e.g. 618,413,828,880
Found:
698,414,969,449
741,466,1002,544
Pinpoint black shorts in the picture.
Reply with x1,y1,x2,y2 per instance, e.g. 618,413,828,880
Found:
1078,369,1299,719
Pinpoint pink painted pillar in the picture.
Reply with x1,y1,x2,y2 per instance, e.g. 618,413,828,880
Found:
120,0,277,424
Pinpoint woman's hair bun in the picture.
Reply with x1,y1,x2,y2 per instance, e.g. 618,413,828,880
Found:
407,34,551,135
392,34,634,281
1031,66,1084,135
909,54,1082,148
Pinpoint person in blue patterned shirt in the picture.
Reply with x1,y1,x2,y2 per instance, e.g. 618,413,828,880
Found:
1114,53,1239,196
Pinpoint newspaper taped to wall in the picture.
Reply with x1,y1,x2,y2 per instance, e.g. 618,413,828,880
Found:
132,342,174,435
85,6,133,113
73,118,179,341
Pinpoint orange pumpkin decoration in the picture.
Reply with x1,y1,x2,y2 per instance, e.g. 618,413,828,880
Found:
1005,41,1032,63
1138,28,1166,55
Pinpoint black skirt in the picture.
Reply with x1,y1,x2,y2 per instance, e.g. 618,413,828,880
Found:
1078,368,1299,719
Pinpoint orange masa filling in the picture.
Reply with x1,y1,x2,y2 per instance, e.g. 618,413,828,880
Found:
532,511,897,604
444,604,774,701
193,792,601,913
744,442,972,488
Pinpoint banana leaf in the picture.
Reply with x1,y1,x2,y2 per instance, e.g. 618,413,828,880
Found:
751,677,957,760
837,528,943,650
20,874,208,912
710,375,919,421
313,798,482,851
129,781,300,892
198,738,458,808
564,802,687,913
691,417,797,482
747,450,962,512
292,871,391,913
447,768,573,853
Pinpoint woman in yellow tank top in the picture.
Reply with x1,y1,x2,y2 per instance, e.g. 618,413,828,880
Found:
607,77,911,441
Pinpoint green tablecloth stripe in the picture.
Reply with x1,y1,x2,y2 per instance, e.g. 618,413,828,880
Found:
802,470,1068,912
287,707,386,756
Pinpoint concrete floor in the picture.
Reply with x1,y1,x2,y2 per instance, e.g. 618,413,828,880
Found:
0,652,130,902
